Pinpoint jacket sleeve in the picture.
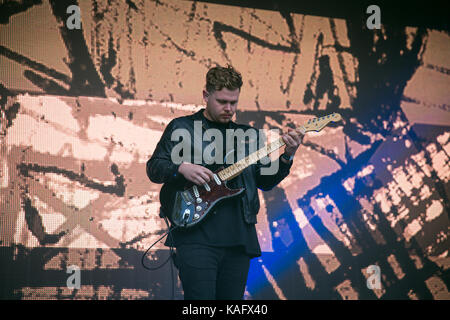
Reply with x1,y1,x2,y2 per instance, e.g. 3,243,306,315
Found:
146,119,186,185
253,130,293,191
254,154,293,191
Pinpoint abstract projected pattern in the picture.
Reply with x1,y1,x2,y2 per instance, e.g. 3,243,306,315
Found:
0,0,449,299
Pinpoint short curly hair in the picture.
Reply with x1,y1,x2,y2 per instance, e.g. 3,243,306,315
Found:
205,64,243,93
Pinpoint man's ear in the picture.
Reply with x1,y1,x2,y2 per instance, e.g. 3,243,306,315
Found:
203,90,210,102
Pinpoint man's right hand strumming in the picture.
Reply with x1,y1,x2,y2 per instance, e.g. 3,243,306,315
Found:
178,162,215,186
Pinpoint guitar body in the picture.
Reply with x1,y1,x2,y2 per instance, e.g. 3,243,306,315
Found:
166,167,245,228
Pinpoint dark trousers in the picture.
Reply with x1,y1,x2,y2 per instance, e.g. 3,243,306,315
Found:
174,244,251,300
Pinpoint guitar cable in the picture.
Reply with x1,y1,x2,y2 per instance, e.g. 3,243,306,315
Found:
141,216,179,299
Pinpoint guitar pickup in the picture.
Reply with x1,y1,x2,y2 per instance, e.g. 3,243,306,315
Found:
182,191,194,205
213,174,221,185
193,185,200,198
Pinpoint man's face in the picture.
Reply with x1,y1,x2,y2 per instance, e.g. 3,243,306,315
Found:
203,87,240,124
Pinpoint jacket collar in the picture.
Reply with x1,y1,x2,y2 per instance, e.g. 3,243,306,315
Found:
191,108,237,129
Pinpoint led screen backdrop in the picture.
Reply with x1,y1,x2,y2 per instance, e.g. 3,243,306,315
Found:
0,0,449,299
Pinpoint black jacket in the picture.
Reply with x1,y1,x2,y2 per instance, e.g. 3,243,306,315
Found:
146,109,293,224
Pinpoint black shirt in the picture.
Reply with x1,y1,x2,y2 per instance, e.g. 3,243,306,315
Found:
165,112,261,258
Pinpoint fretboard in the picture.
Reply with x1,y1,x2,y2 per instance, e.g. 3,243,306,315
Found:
217,136,286,181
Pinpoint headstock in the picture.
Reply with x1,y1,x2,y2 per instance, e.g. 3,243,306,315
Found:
299,112,342,133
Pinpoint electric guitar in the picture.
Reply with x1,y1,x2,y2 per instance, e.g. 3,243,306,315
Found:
166,112,342,228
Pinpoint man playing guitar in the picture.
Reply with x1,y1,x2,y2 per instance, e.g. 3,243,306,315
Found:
146,65,303,300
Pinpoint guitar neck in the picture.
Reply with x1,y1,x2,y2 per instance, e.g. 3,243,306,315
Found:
217,136,286,181
216,112,342,181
